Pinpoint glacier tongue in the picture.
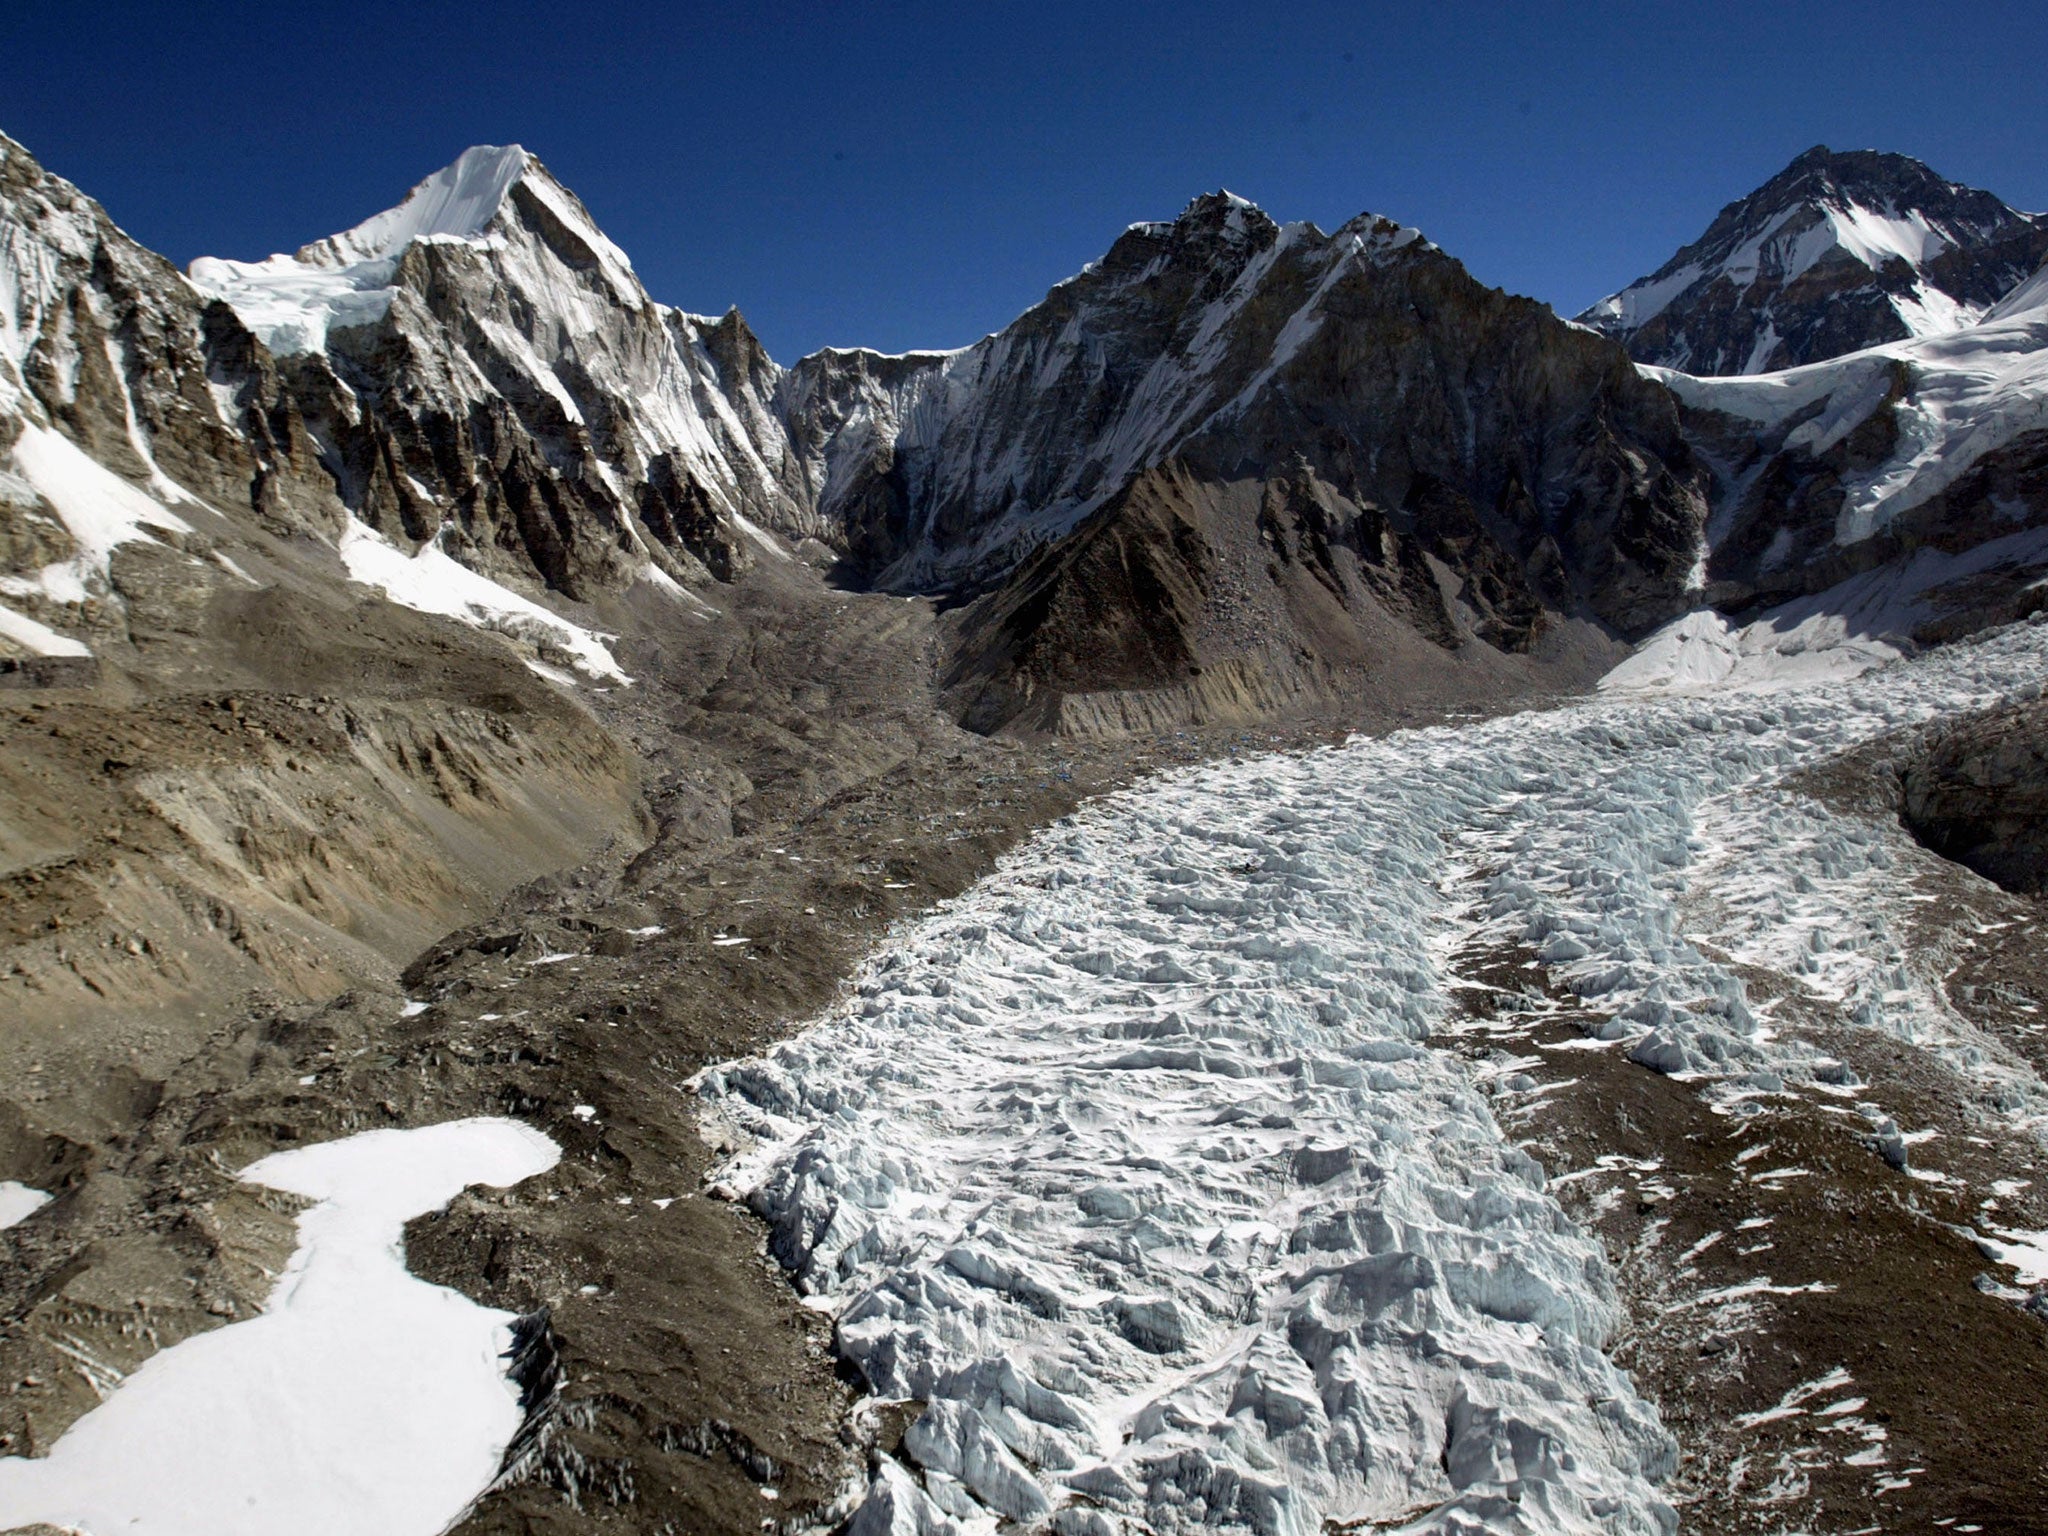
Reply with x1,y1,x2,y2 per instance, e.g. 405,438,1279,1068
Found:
702,617,2048,1536
700,729,1677,1534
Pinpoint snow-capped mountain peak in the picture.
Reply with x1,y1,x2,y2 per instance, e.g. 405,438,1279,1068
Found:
1581,145,2048,375
189,144,642,356
295,143,534,266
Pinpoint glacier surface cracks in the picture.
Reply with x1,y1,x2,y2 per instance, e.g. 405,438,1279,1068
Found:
698,619,2048,1536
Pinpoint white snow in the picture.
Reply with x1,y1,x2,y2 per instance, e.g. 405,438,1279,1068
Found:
1978,1227,2048,1286
188,251,413,358
1597,527,2048,696
1984,259,2048,324
190,145,644,358
637,560,716,615
1657,266,2048,549
1891,283,1984,339
0,1181,51,1230
189,147,532,357
1814,203,1949,278
187,150,796,591
1,422,192,604
1584,261,1707,333
0,1117,559,1536
701,612,2048,1536
0,598,90,657
307,146,531,267
336,519,629,683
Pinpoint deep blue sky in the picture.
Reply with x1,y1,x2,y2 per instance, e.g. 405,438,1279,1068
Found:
6,1,2045,360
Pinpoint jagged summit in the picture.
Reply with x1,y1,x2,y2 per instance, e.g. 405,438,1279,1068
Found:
1177,188,1262,221
295,143,533,266
1580,144,2048,374
188,143,641,356
1120,188,1280,250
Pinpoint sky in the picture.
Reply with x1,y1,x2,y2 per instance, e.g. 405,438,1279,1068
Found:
6,0,2045,361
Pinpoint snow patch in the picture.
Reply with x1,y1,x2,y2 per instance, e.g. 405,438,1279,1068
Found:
1978,1227,2048,1286
0,599,90,657
2,422,192,604
0,1182,51,1230
0,1118,559,1536
1602,526,2048,695
337,519,629,683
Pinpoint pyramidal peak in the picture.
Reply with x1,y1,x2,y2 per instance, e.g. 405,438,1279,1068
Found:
187,143,640,357
295,143,533,267
1580,143,2048,373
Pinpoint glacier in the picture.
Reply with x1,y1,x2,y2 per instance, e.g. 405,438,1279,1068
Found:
699,615,2048,1536
1650,256,2048,551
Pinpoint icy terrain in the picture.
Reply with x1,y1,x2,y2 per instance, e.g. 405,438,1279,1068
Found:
700,618,2048,1536
1653,259,2048,551
0,1118,559,1536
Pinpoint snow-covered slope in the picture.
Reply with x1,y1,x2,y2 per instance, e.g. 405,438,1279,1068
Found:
1581,147,2048,375
1655,256,2048,618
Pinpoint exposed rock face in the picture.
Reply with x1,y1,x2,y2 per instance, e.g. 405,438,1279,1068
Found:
1902,695,2048,893
187,145,806,596
7,137,1719,738
788,194,1707,622
787,194,1708,726
1581,146,2048,375
0,134,647,1028
0,130,343,651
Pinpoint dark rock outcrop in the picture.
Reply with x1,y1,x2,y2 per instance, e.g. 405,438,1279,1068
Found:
1902,695,2048,893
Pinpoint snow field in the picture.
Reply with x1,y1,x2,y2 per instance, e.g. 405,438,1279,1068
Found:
0,420,193,606
701,617,2048,1536
1657,263,2048,549
0,1118,559,1536
337,518,630,682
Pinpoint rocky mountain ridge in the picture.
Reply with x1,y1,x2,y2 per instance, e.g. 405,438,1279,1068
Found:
5,136,1726,737
9,131,2048,743
1580,145,2048,376
6,123,2048,1536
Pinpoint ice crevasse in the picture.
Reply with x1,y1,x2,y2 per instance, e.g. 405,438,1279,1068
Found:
700,616,2048,1536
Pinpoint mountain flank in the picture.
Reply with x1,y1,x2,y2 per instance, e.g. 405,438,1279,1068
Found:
1581,145,2048,374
